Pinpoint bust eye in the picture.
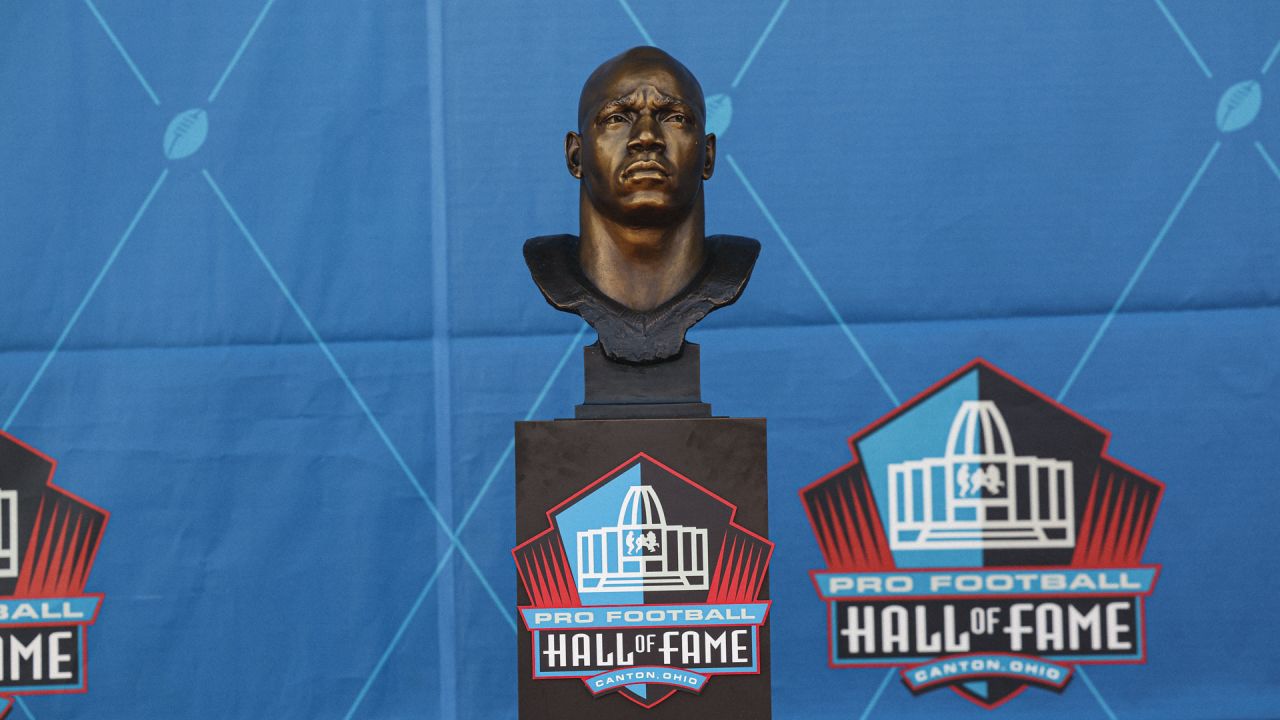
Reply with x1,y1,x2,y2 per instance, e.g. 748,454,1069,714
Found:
604,114,628,125
665,113,688,124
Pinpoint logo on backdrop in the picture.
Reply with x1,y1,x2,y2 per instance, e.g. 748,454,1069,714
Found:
800,360,1163,709
0,432,108,719
514,453,772,709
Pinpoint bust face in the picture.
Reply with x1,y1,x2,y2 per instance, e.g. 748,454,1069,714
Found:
569,51,715,229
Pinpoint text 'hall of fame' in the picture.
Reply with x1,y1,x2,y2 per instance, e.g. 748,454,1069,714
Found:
514,47,773,719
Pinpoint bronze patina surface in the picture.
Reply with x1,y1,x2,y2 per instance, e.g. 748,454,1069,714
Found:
525,47,759,364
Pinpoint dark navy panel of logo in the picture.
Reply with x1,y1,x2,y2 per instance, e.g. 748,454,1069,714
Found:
0,432,108,719
514,452,772,709
800,360,1162,709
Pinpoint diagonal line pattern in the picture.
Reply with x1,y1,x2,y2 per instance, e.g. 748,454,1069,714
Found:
14,697,34,720
1153,0,1213,79
1077,667,1120,720
4,169,169,431
732,0,792,89
41,2,1210,718
612,45,890,720
856,667,897,720
208,0,280,102
726,154,900,406
340,562,445,720
1255,141,1280,183
1058,140,1220,402
81,0,161,105
619,0,792,92
455,324,588,536
1054,6,1219,717
616,0,656,46
1263,39,1280,75
200,169,516,626
340,323,587,720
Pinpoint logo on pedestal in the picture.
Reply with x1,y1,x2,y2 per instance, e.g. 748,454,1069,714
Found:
0,432,108,719
800,360,1163,709
514,453,772,709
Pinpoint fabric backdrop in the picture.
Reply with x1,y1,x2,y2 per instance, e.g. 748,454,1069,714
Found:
1,1,1277,718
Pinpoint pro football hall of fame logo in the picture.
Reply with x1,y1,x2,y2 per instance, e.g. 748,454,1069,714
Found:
514,453,773,709
0,432,108,719
801,360,1163,709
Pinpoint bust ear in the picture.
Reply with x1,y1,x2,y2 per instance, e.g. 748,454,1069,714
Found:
702,134,716,180
565,132,583,179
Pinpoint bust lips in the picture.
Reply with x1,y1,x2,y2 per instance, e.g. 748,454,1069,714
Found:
621,160,670,183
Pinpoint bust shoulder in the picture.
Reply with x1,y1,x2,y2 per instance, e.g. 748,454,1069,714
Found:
523,234,760,363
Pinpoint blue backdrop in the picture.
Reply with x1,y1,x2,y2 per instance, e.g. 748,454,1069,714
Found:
1,1,1278,718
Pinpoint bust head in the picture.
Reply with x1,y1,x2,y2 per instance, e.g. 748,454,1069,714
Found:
566,46,716,238
524,47,758,365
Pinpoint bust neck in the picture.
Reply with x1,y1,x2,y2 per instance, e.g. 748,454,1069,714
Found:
578,191,706,312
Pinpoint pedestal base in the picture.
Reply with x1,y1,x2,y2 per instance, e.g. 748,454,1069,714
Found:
515,416,770,719
577,344,710,419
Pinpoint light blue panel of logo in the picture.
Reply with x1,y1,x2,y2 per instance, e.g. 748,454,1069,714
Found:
856,370,979,569
554,463,644,607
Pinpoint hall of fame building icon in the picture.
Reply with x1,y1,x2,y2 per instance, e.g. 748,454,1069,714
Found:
802,360,1165,710
0,491,18,579
888,400,1075,551
576,485,709,594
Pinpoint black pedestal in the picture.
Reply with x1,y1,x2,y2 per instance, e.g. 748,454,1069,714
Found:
577,344,711,419
515,417,770,719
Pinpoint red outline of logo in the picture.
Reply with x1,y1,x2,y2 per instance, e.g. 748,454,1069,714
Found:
0,431,109,720
514,452,773,709
799,359,1164,709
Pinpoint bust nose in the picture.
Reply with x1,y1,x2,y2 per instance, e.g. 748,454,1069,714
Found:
627,114,665,154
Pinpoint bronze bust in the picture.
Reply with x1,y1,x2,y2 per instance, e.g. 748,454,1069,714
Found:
525,47,760,364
